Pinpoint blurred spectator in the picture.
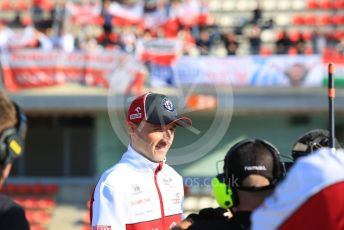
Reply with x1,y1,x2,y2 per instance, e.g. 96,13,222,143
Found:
36,28,54,50
311,28,326,54
179,0,202,38
221,31,239,55
248,25,261,55
32,0,53,30
251,4,262,25
144,0,169,31
326,33,340,50
58,27,75,52
289,31,305,54
337,38,344,55
120,26,137,53
101,0,113,31
32,0,45,25
0,21,16,52
167,0,182,19
276,30,292,54
51,0,67,35
97,24,122,49
178,26,196,55
79,35,99,51
144,0,158,13
196,29,212,55
8,13,24,28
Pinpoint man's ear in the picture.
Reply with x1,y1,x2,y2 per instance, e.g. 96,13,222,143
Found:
127,122,137,135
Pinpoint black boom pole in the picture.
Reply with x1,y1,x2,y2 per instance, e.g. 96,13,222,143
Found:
328,63,335,150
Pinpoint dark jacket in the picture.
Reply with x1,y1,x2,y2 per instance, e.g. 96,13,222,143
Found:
187,208,251,230
0,194,30,230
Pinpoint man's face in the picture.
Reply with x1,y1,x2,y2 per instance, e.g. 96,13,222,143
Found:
128,120,176,162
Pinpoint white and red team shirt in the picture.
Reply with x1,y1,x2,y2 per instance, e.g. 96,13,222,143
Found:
91,145,184,230
252,148,344,230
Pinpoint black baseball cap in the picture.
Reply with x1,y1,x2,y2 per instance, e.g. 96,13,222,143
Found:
292,129,342,161
127,93,192,127
225,139,279,190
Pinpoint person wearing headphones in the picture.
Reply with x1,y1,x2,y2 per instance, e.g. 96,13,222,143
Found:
173,138,286,230
91,93,192,230
0,91,29,229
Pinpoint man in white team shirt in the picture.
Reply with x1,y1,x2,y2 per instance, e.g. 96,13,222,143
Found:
91,93,192,230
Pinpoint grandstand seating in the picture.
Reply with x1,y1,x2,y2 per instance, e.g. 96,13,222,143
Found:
0,0,342,55
3,183,59,230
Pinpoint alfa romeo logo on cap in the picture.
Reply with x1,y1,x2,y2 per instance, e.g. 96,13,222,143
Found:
162,98,175,112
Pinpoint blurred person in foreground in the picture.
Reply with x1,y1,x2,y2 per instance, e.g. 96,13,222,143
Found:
173,139,286,230
252,130,344,229
91,93,192,229
0,91,29,229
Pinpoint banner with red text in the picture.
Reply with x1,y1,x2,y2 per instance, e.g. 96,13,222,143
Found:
1,50,143,92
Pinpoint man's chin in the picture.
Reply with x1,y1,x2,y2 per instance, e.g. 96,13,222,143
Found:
153,149,169,161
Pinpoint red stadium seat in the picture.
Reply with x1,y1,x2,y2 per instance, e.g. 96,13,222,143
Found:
304,46,314,55
21,16,33,26
302,31,313,41
289,31,301,42
288,47,298,55
45,184,59,195
320,15,333,25
319,0,334,9
333,15,344,25
334,0,344,9
307,0,319,8
293,15,305,25
14,0,29,11
335,31,344,40
41,0,54,11
0,0,12,10
17,184,31,194
305,15,318,25
32,184,45,194
259,47,273,56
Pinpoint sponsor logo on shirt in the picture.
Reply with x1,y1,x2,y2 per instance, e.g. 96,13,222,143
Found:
130,198,151,206
171,192,181,204
163,177,177,189
131,184,142,195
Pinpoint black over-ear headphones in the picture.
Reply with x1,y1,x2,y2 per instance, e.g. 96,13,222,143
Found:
212,138,286,209
0,102,27,166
